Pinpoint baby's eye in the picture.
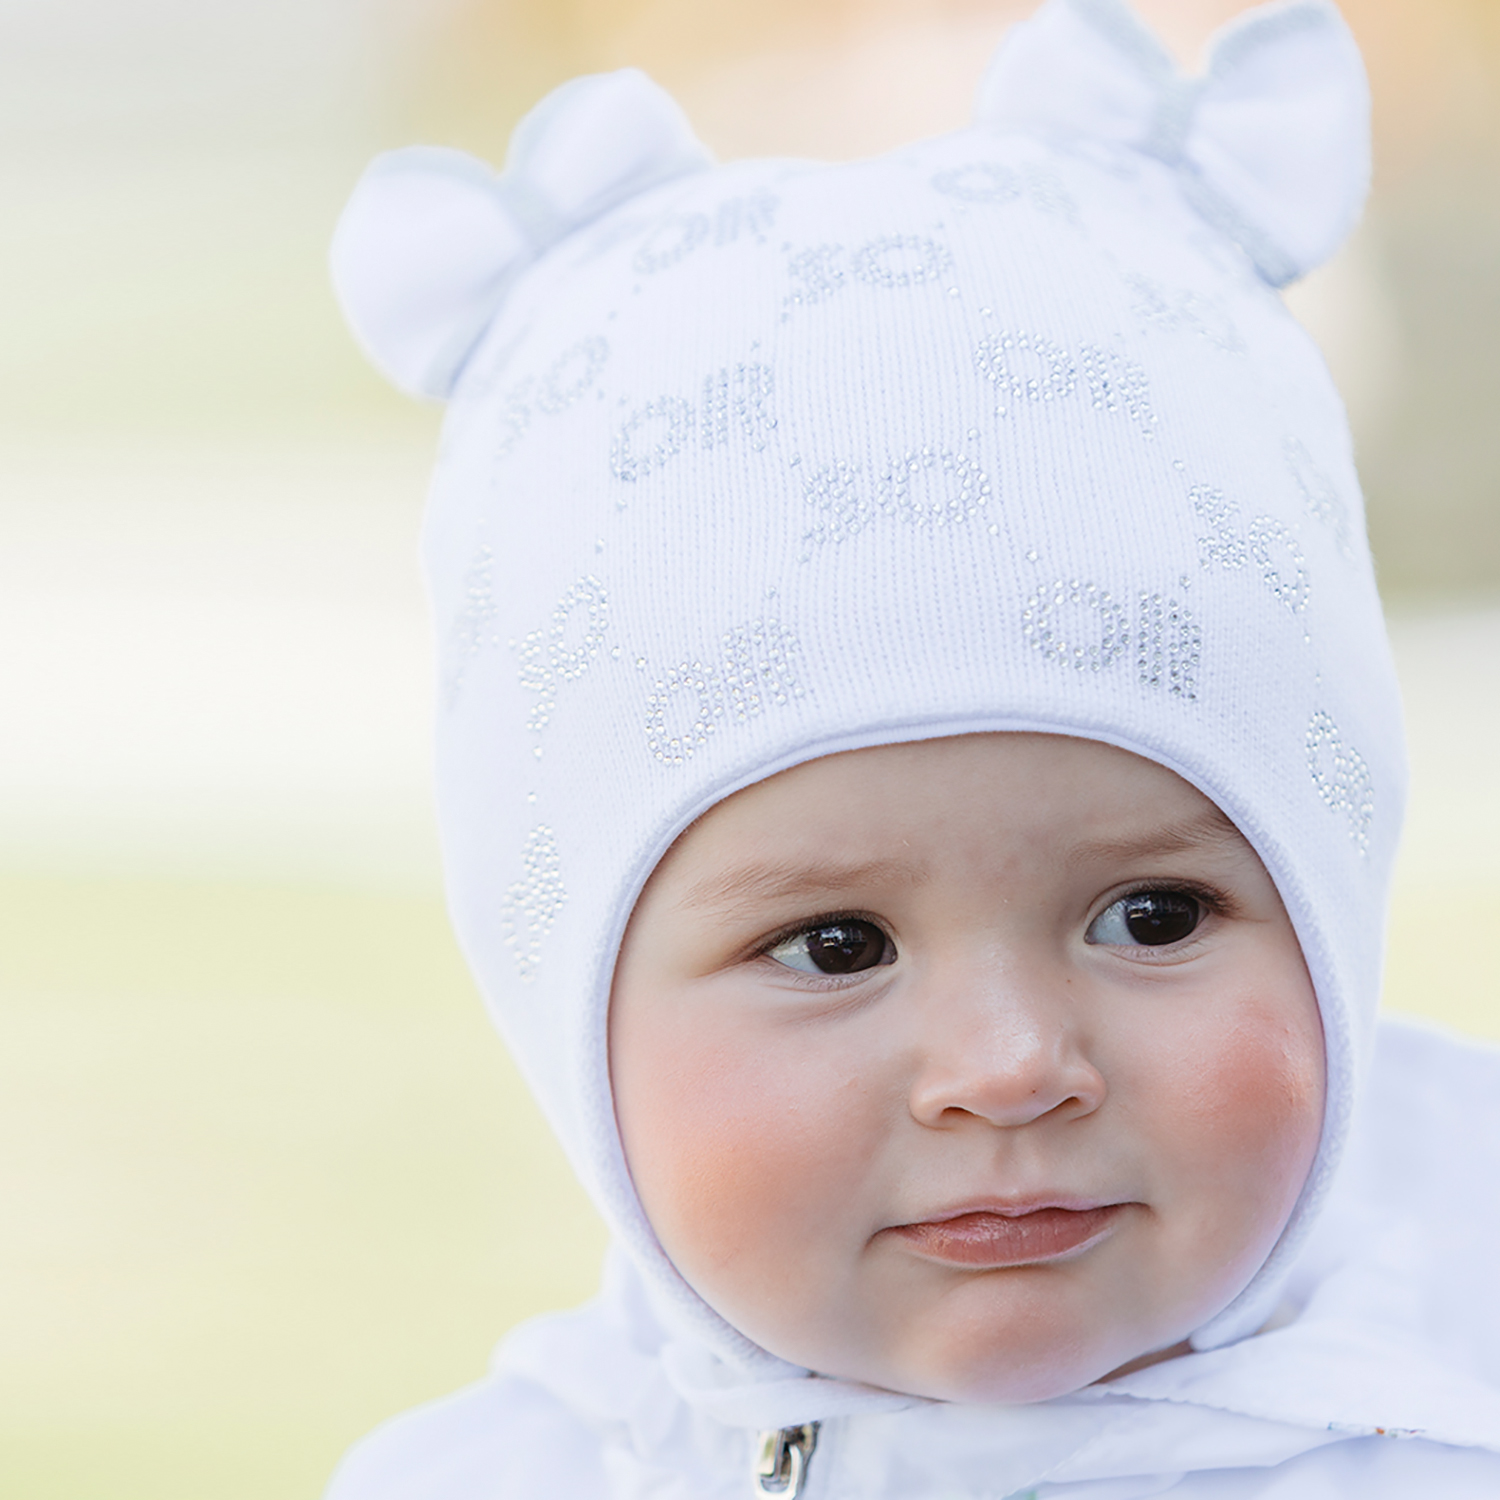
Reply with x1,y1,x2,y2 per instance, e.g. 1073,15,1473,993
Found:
1085,890,1203,947
766,920,894,976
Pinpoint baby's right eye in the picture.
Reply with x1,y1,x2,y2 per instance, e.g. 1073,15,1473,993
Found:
1085,889,1204,948
766,920,894,976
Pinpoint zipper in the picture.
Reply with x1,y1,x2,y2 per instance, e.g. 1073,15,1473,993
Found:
753,1423,819,1498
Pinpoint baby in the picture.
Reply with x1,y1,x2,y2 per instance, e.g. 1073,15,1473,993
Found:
325,0,1500,1494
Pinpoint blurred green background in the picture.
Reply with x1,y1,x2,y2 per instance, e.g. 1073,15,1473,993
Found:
1,1,1498,1495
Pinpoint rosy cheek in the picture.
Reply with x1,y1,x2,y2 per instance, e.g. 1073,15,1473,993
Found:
1206,1012,1321,1143
615,1016,869,1289
1159,990,1325,1243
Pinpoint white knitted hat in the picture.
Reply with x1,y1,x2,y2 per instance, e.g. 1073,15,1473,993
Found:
332,0,1403,1403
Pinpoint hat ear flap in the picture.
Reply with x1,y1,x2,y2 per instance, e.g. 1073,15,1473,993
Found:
1188,3,1371,286
330,69,712,400
502,69,714,241
974,0,1370,288
331,147,523,401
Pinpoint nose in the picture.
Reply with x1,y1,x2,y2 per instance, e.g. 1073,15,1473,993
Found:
905,961,1107,1130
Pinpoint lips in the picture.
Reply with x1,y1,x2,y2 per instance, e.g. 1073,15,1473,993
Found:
887,1203,1125,1267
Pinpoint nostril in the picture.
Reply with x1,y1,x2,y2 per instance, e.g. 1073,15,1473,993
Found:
908,1038,1106,1129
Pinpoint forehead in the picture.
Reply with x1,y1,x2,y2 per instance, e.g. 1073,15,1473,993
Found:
653,732,1246,897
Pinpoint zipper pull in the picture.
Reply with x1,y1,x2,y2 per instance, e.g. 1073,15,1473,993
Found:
753,1423,819,1498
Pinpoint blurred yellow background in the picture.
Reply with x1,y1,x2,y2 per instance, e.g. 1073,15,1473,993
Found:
1,1,1498,1495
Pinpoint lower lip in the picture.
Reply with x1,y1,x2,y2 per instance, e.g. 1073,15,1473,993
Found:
889,1205,1124,1267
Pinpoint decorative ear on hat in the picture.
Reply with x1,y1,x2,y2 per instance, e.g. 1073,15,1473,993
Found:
974,0,1371,287
330,68,714,400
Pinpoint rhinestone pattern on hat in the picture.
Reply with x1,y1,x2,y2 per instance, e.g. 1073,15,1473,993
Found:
1125,271,1244,352
611,397,695,482
698,364,775,451
645,620,804,765
850,235,953,289
499,825,567,979
930,159,1079,223
799,447,991,548
633,212,709,273
1285,438,1353,557
1079,344,1156,433
975,330,1076,411
1023,580,1199,698
516,576,609,733
493,337,612,465
710,191,779,247
882,448,991,525
1247,518,1310,615
1306,710,1374,854
1135,590,1201,698
633,191,779,276
976,331,1155,433
495,384,533,461
1190,485,1248,569
932,161,1024,203
443,543,500,707
1023,579,1126,671
784,235,954,313
785,244,845,308
797,459,866,544
1191,485,1311,617
536,337,610,413
613,363,776,484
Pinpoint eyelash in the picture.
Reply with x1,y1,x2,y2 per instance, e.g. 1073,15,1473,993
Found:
1107,878,1234,920
752,911,885,954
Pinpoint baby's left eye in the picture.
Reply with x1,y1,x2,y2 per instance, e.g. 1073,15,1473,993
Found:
766,920,894,976
1085,890,1203,947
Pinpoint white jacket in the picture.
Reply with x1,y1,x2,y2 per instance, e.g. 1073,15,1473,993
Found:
327,1019,1500,1498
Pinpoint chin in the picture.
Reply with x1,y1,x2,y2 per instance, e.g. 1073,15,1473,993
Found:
880,1324,1169,1406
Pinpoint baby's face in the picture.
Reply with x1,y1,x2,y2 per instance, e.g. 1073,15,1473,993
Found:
610,733,1323,1402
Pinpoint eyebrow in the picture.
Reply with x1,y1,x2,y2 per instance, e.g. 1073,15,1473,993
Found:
677,855,930,915
674,808,1245,915
1063,806,1247,867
